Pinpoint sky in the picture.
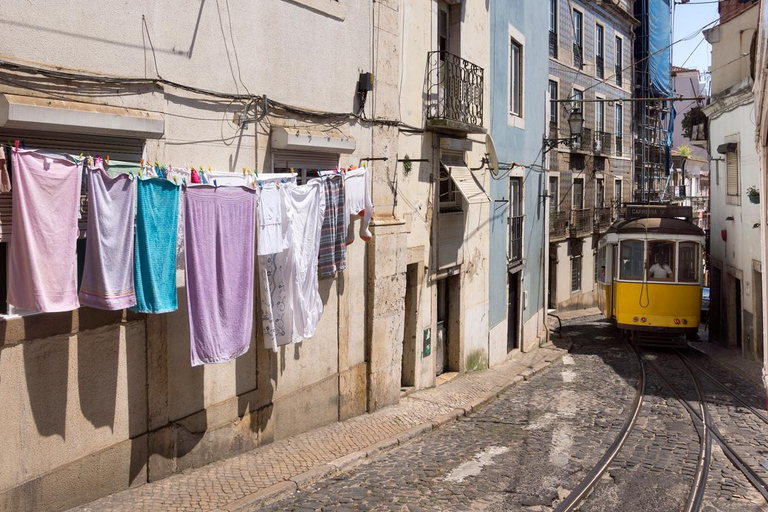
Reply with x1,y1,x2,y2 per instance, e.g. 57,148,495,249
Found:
671,0,720,75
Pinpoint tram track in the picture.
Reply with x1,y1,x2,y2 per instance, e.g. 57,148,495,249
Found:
643,351,768,505
554,341,646,512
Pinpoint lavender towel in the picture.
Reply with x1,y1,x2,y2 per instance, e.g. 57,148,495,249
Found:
8,149,81,312
184,186,256,366
79,163,137,310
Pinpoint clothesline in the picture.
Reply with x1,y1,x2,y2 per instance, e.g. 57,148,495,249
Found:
4,144,374,368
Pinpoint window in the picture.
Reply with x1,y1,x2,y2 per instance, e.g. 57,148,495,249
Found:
573,177,584,210
647,241,676,281
572,88,584,114
549,176,559,212
595,24,604,78
615,104,623,136
678,242,699,283
726,147,739,196
615,36,623,86
597,246,607,283
549,0,558,58
596,178,605,207
620,240,644,281
510,39,523,116
439,163,461,212
438,4,449,54
510,178,523,262
549,80,558,124
596,100,605,132
272,150,339,185
573,9,583,68
614,179,622,209
510,177,523,217
571,255,582,292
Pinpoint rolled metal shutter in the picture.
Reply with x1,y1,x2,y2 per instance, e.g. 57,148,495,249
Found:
0,129,143,241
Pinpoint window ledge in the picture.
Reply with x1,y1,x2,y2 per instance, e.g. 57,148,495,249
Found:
508,113,525,130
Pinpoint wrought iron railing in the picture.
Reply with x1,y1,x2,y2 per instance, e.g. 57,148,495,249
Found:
550,210,569,241
573,127,592,151
594,207,612,232
573,44,583,69
509,215,524,264
570,208,593,237
615,66,623,87
549,31,558,58
615,135,623,156
596,55,604,79
594,131,612,155
425,51,484,130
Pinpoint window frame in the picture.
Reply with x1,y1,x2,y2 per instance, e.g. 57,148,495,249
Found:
595,23,604,59
595,98,605,133
726,146,739,197
619,239,645,282
596,178,605,208
510,38,523,117
615,35,623,82
647,240,677,282
549,80,559,124
678,241,700,284
573,9,583,48
549,176,559,212
572,177,584,210
571,88,584,115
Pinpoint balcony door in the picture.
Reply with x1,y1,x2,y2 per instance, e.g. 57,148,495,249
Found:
509,177,523,264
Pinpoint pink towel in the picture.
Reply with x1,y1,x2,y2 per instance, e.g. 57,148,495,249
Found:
8,149,82,312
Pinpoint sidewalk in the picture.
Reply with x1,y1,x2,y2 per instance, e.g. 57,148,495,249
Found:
74,342,568,512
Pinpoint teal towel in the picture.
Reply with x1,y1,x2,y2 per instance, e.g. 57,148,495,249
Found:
132,178,180,313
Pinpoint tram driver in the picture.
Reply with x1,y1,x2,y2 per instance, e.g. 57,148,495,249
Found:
648,253,673,280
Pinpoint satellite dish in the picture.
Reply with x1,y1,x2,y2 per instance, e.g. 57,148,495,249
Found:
485,134,500,177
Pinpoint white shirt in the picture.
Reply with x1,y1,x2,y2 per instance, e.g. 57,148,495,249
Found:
649,263,672,279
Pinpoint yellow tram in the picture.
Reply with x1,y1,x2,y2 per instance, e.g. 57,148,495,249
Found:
596,206,706,341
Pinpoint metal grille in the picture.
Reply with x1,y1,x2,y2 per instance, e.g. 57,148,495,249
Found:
594,131,612,155
573,43,583,69
571,255,582,292
726,150,739,196
509,215,524,264
549,31,558,58
426,51,484,129
596,55,604,79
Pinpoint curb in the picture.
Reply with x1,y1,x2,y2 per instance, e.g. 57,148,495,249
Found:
222,347,567,511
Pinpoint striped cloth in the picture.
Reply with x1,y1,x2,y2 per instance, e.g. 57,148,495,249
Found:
318,174,346,277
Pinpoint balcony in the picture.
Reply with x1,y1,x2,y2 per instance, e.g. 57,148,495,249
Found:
550,210,569,242
509,215,524,265
615,135,623,156
593,131,612,155
596,55,604,79
570,208,593,237
549,31,558,58
572,127,591,152
594,207,612,232
573,44,583,69
425,51,484,133
615,66,623,87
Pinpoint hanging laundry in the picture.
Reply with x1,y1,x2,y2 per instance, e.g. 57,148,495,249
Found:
0,148,11,193
344,167,373,244
259,180,326,351
256,184,288,255
318,174,346,277
185,186,256,365
132,178,180,313
78,162,137,310
190,168,201,184
104,159,141,179
8,149,81,312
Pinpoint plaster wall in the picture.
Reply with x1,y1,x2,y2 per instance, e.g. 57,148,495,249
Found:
0,1,375,508
709,6,759,98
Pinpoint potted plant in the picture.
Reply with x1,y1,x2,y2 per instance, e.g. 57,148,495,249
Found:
747,186,760,204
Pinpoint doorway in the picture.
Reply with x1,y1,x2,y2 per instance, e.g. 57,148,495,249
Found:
548,246,558,309
436,274,461,376
754,269,764,361
710,267,722,342
401,264,419,388
508,272,521,352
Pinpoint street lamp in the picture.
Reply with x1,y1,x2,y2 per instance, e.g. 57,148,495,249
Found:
543,108,585,154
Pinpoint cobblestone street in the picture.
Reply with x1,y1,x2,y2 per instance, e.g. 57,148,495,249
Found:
260,313,768,511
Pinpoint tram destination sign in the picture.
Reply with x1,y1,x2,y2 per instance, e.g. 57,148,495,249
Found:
625,204,693,222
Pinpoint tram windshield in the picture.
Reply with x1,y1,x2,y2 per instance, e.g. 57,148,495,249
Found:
620,240,644,281
678,242,699,283
647,241,675,281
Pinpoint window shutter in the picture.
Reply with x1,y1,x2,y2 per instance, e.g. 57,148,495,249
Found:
271,150,340,171
726,150,738,196
0,130,143,242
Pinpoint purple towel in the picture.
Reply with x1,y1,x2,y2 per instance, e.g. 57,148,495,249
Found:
79,163,137,310
184,186,256,366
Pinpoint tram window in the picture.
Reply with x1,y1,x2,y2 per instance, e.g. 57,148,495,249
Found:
678,242,699,283
597,246,607,283
620,240,644,281
647,241,675,281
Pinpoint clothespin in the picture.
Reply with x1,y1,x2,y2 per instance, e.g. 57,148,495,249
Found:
243,167,247,177
214,179,218,189
290,167,295,176
20,140,26,150
13,140,18,153
105,155,110,165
